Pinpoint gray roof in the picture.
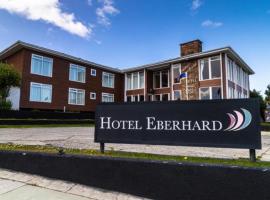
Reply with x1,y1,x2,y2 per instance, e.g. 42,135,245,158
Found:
0,41,122,73
122,47,254,74
0,41,254,75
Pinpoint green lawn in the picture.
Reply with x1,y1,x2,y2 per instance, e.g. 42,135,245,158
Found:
0,143,269,168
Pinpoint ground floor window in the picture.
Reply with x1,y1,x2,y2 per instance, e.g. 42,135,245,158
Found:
173,90,181,100
102,93,114,102
126,94,145,102
152,93,170,101
30,82,52,103
68,88,85,105
199,87,221,100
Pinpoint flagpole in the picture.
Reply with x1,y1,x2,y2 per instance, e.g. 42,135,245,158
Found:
186,72,188,100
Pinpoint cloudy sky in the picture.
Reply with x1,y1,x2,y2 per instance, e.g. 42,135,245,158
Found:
0,0,269,93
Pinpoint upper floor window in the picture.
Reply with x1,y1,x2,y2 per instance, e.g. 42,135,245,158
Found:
30,82,52,103
69,64,86,83
102,72,115,88
199,56,221,80
68,88,85,105
102,93,114,102
172,64,181,84
91,69,96,76
31,54,53,77
153,70,169,88
126,71,144,90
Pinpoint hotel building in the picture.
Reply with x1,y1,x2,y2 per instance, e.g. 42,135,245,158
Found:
0,40,254,113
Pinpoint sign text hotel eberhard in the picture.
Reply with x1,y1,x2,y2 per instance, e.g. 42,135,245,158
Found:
95,99,262,149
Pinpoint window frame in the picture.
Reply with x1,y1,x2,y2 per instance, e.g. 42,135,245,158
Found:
153,70,170,89
199,56,221,81
68,88,85,105
31,54,53,77
199,86,222,100
90,92,96,100
69,64,86,83
102,92,114,102
29,82,52,103
126,71,144,91
102,72,115,88
172,64,181,84
173,90,181,101
91,69,96,76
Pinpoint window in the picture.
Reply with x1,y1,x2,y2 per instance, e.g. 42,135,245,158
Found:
102,93,114,102
90,92,96,100
69,64,86,83
127,96,132,102
161,94,169,101
68,88,85,105
91,69,96,76
228,87,234,99
212,87,222,99
153,70,169,88
227,58,234,81
200,58,209,80
153,72,161,88
139,72,144,88
200,88,210,100
153,94,161,101
162,71,169,87
172,64,181,84
200,87,222,100
173,91,181,100
127,74,132,90
102,72,115,88
210,56,221,79
139,95,144,102
31,54,53,77
133,73,138,89
126,72,144,90
30,82,52,103
200,56,221,80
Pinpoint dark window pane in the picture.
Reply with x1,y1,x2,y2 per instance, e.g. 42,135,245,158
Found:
173,67,180,83
211,59,221,78
154,73,160,88
139,95,144,102
154,95,160,101
162,94,169,101
162,71,168,87
127,96,132,102
212,87,221,99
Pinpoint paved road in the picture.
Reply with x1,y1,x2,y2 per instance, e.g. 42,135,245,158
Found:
0,168,146,200
0,127,270,161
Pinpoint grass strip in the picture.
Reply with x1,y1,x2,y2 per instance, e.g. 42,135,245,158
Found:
0,143,269,168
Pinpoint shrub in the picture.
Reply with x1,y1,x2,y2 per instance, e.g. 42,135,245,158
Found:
0,100,12,110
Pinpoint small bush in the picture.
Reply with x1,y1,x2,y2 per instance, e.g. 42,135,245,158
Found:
0,100,12,110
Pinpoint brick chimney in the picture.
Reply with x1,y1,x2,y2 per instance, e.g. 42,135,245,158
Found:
180,40,202,56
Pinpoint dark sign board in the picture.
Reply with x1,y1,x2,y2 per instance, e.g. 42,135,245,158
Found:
95,99,261,149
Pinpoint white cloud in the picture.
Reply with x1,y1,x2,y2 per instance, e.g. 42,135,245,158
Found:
96,0,119,26
0,0,92,38
201,20,223,28
191,0,202,10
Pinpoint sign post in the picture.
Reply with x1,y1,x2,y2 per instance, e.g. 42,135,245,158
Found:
95,99,261,160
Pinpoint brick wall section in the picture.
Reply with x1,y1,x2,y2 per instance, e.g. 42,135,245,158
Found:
180,40,202,56
5,48,124,112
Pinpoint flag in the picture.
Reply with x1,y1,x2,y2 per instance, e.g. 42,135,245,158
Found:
178,72,187,80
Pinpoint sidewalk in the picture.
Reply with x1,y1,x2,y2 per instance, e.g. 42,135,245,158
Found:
0,168,148,200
